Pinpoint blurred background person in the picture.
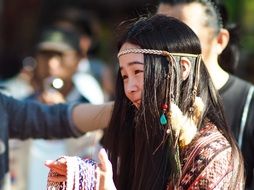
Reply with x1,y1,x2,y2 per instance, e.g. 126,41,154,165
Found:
157,0,254,189
29,26,104,104
51,7,115,101
17,26,104,190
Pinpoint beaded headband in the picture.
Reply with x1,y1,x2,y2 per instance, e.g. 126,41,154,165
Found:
117,48,200,58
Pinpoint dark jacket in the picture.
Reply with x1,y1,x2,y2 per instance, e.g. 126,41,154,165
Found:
219,75,254,189
0,92,82,189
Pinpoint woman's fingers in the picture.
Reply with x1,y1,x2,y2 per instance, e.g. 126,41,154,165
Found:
45,159,67,176
98,148,112,174
48,175,67,182
98,148,116,190
46,158,67,184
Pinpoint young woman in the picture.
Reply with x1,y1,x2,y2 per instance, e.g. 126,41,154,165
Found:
46,15,244,190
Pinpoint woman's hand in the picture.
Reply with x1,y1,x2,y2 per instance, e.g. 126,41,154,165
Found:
45,157,67,182
98,148,117,190
45,149,117,190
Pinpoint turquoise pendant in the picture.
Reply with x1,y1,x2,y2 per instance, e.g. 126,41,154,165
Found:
160,113,167,125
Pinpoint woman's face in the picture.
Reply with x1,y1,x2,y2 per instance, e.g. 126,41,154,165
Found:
118,42,144,108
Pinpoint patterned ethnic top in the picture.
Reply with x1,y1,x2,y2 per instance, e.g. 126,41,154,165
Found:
169,122,243,190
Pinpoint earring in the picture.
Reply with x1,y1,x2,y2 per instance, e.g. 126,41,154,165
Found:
160,73,170,126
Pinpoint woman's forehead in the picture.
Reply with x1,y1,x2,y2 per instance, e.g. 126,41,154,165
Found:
118,53,144,68
118,43,144,67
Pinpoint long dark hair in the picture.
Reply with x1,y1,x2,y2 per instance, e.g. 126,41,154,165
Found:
104,15,243,190
159,0,240,73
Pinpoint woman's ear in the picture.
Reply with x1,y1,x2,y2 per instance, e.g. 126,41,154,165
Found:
180,57,191,81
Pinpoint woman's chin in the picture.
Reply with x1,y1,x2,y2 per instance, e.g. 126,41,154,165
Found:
133,102,141,109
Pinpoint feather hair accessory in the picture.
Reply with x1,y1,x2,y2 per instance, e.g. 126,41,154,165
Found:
168,96,204,148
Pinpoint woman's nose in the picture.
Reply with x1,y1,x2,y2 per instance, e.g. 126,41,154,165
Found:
126,77,138,93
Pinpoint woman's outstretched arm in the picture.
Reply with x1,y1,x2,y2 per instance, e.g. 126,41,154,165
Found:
72,102,113,133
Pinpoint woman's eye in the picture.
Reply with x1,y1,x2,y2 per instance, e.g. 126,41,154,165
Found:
122,75,128,80
135,70,143,75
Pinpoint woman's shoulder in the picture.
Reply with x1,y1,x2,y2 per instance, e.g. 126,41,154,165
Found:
196,122,230,145
182,122,230,156
179,122,234,189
